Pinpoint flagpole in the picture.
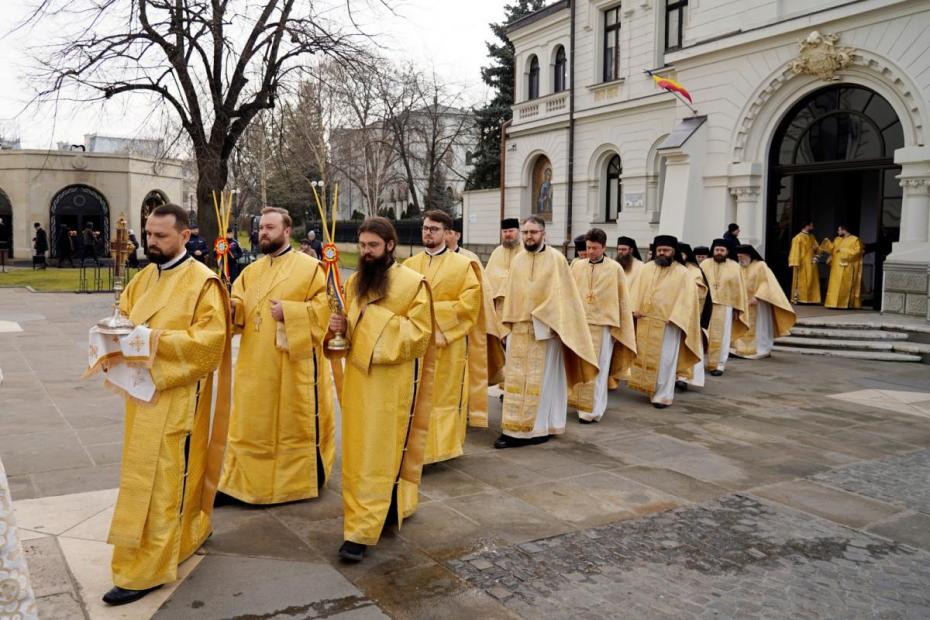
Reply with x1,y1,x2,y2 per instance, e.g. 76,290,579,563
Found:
643,69,699,116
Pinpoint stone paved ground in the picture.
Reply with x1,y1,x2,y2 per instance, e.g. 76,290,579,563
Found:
449,493,930,619
3,287,930,618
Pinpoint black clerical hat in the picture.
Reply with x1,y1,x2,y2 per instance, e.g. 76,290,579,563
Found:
501,218,520,230
693,246,710,256
616,235,642,260
735,244,764,262
711,238,729,250
653,235,678,250
574,235,587,253
678,242,697,265
452,219,463,233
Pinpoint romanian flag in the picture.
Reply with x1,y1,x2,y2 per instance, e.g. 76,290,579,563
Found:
651,74,693,104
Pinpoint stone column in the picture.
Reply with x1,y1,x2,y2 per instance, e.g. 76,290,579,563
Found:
885,147,930,318
730,187,763,247
727,162,763,249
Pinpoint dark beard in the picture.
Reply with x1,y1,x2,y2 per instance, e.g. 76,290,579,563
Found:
524,241,541,253
355,254,393,300
618,254,632,268
654,256,672,267
260,238,287,254
145,248,173,265
713,254,727,263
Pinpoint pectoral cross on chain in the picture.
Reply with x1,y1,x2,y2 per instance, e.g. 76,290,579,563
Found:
586,291,596,304
253,314,263,332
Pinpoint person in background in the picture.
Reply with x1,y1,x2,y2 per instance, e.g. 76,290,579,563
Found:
128,230,141,268
722,223,740,259
306,229,323,259
81,222,99,266
225,228,244,281
186,225,209,263
57,224,75,268
33,222,48,269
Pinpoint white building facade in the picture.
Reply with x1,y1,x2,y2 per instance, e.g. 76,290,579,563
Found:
465,0,930,317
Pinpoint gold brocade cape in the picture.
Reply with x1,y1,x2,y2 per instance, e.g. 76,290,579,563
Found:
568,257,636,388
788,231,821,303
699,257,750,366
450,251,506,425
219,251,335,504
403,250,488,464
326,263,437,544
628,261,703,395
108,258,230,589
821,235,864,309
500,245,598,388
733,260,797,358
485,243,523,303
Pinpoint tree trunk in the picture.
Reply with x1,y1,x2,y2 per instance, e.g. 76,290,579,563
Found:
195,150,230,264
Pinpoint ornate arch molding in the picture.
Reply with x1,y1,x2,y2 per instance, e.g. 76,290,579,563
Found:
585,143,622,182
732,49,926,164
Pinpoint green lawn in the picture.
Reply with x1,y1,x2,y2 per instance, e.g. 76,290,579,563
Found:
0,267,88,292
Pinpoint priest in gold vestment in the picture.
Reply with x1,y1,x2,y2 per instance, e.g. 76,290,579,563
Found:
568,228,636,422
327,217,436,563
218,207,334,506
405,210,483,463
821,225,864,309
485,218,523,312
700,240,750,376
676,243,711,390
617,235,644,289
103,204,231,606
628,236,702,408
788,222,821,304
495,216,598,448
446,219,482,265
732,245,796,359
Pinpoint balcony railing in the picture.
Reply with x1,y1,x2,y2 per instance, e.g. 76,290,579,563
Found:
513,92,569,124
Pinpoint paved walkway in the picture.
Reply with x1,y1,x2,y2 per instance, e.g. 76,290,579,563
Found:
2,287,930,618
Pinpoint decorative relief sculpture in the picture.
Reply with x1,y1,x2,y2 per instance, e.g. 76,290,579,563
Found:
789,31,855,81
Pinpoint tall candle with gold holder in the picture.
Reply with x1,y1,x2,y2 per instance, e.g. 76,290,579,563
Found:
95,215,135,335
311,181,348,351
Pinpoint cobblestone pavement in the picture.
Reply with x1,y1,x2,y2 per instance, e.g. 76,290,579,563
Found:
449,493,930,619
814,450,930,513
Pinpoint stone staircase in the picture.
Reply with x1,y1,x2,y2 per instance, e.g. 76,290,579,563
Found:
774,317,930,363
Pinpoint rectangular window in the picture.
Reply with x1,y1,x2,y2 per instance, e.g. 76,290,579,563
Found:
603,7,621,82
665,0,687,51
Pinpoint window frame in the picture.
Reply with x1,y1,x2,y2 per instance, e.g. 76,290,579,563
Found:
554,46,567,93
605,154,622,222
603,7,622,83
528,55,540,100
665,0,687,52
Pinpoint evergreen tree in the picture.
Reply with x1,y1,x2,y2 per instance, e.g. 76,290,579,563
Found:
466,0,547,190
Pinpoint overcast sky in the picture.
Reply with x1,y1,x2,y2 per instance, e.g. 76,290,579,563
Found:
0,0,507,149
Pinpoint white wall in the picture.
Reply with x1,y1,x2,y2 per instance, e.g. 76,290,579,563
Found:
462,189,501,244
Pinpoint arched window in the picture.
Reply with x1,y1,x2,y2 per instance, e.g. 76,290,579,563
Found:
605,155,622,222
554,46,567,93
528,56,540,100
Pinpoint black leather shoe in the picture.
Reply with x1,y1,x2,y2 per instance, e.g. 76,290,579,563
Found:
102,585,162,606
578,417,596,424
339,541,366,562
652,403,670,409
493,435,511,449
675,380,688,391
710,369,724,377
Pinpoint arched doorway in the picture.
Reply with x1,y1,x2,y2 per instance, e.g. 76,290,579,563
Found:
0,189,12,258
50,185,110,258
141,190,168,251
531,155,553,222
766,84,903,309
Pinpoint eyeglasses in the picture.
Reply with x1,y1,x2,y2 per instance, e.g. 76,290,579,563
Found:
422,225,443,233
521,229,543,235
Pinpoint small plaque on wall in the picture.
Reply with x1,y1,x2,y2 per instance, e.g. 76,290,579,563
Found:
624,193,644,208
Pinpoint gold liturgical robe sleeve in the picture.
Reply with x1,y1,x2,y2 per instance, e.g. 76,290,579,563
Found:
751,262,796,337
501,247,598,388
278,262,330,360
